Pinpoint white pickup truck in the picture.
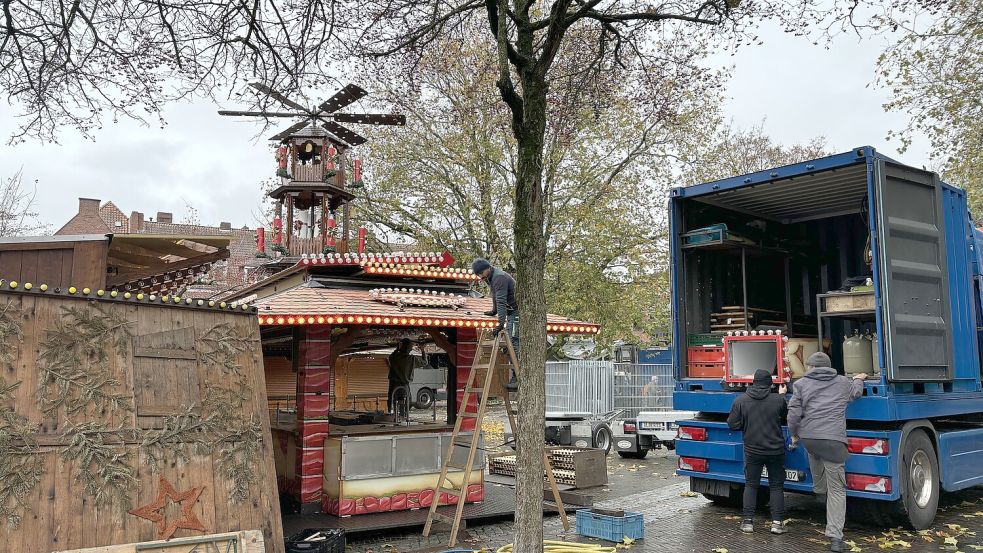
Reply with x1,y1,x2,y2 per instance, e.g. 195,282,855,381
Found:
611,410,696,459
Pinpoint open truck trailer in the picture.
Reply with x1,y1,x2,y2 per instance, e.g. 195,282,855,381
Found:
671,146,983,529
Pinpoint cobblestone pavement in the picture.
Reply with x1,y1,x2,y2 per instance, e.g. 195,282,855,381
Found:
345,460,983,553
341,404,983,553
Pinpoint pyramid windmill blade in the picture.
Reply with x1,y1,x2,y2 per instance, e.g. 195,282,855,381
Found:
249,82,309,112
268,120,312,142
332,113,406,126
322,121,366,147
218,110,301,117
317,84,368,114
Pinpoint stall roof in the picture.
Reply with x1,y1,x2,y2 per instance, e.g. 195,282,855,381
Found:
253,285,599,335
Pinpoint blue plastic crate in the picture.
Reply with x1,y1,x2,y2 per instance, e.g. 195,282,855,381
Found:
575,509,644,542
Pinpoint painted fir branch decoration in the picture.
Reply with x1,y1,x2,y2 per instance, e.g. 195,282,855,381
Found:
36,305,134,417
34,304,137,515
60,421,139,514
0,378,44,529
0,300,23,367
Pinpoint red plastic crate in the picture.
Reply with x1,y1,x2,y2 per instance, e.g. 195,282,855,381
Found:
687,346,725,364
688,362,725,379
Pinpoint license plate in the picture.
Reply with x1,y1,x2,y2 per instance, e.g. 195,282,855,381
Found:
640,422,665,430
761,467,800,482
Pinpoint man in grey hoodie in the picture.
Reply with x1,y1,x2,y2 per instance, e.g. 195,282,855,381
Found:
472,258,519,389
788,352,867,553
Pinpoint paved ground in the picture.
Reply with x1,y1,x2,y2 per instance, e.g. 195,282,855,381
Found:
337,404,983,553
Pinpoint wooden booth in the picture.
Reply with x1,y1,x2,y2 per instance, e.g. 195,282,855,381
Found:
226,252,599,516
0,283,283,552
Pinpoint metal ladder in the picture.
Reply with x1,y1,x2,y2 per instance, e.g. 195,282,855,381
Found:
423,329,569,546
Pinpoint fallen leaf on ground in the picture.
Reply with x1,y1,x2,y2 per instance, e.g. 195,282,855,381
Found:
723,515,742,521
944,537,959,546
844,540,862,552
711,549,729,553
967,545,983,550
680,491,698,497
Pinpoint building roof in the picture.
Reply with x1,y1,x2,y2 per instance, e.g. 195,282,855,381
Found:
99,201,130,232
253,284,599,334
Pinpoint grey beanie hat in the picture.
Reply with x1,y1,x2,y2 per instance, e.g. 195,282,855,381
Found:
472,258,492,274
806,351,832,368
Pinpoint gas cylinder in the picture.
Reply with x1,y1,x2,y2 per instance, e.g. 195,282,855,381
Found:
843,330,873,376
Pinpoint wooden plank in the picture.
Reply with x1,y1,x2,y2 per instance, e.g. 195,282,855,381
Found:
60,248,75,288
52,530,265,553
35,249,66,286
70,240,109,290
0,249,24,281
132,347,197,359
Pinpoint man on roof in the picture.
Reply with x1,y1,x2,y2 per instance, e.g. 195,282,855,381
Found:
472,258,519,391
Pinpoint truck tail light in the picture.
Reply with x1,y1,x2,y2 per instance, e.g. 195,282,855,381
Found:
678,457,708,472
623,422,637,433
847,437,888,455
677,426,707,441
846,474,892,493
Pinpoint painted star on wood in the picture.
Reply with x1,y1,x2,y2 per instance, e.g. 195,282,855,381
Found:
128,475,207,540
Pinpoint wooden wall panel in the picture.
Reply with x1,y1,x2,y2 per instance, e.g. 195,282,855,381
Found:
0,290,283,553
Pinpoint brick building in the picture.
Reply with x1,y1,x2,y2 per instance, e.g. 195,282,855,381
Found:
56,198,266,297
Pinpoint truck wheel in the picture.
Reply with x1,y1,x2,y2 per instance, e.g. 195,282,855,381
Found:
591,422,613,454
618,449,648,459
900,430,939,530
665,440,676,451
415,388,435,409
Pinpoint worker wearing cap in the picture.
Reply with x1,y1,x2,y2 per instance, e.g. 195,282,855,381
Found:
472,258,519,390
388,338,420,420
788,352,866,553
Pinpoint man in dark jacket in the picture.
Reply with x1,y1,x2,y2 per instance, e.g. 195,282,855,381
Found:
788,352,866,553
388,339,420,420
728,368,789,535
472,258,519,389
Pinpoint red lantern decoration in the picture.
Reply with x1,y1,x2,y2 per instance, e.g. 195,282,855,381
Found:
256,227,266,253
273,217,283,245
358,227,367,254
326,145,337,171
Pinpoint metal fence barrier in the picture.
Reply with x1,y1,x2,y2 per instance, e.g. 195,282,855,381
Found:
545,361,674,419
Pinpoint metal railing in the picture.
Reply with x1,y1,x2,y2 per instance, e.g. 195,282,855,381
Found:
545,361,674,419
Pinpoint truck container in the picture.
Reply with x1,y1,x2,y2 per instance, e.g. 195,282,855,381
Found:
671,146,983,529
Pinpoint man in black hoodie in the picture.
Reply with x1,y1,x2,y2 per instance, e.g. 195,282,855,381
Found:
728,368,789,535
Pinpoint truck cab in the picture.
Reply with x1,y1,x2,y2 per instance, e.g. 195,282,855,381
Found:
670,147,983,529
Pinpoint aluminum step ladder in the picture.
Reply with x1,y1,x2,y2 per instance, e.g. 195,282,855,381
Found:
423,329,569,546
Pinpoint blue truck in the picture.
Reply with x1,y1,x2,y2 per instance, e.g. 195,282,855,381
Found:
671,146,983,529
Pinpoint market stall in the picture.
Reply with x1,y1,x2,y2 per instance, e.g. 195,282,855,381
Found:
227,251,599,516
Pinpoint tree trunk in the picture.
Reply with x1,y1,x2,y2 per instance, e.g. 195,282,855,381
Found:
512,79,549,553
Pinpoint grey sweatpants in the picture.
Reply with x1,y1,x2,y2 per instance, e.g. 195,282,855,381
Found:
808,453,847,540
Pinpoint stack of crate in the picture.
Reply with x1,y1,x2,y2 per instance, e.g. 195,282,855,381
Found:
687,344,725,378
488,447,607,489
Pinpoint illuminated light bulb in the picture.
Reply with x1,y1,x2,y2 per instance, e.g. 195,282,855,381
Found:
767,330,775,335
287,317,296,324
187,298,194,305
219,302,227,308
276,317,285,324
356,316,365,323
374,317,382,324
400,318,408,324
67,286,75,293
306,317,315,324
96,289,105,296
326,317,336,324
776,330,782,335
316,316,325,324
197,300,204,306
347,316,355,323
137,293,145,300
425,319,433,326
124,292,132,299
174,297,181,303
383,317,391,324
149,295,157,301
464,321,473,327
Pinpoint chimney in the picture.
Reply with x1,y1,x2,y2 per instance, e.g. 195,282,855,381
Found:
79,198,100,214
157,211,173,224
129,211,145,232
220,222,232,231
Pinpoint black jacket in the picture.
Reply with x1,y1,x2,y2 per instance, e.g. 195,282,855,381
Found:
486,268,517,326
727,383,788,456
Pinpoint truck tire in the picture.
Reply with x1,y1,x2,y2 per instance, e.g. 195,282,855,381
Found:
414,387,435,409
618,449,649,459
900,430,939,530
591,422,613,454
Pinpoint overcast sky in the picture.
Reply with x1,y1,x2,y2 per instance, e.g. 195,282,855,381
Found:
0,21,929,232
